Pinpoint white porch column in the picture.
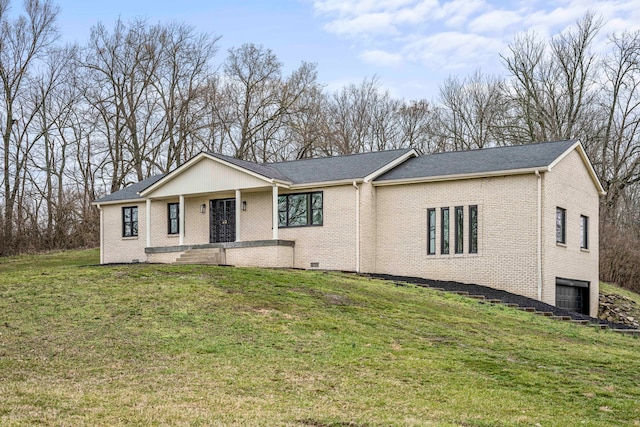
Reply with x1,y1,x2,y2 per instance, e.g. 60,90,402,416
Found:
146,199,151,248
179,195,185,246
272,185,279,240
235,189,241,242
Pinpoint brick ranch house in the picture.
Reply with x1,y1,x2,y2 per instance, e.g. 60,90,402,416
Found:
94,140,605,316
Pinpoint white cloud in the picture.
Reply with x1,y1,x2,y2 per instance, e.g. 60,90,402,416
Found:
403,31,506,69
311,0,640,98
313,0,417,18
469,10,523,34
393,0,439,25
437,0,488,26
324,12,397,36
360,49,404,67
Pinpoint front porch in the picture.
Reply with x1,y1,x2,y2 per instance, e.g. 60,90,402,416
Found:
145,239,295,267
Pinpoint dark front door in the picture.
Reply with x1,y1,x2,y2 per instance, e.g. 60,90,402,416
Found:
210,198,236,243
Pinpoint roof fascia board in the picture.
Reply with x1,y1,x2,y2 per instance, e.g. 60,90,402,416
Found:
363,149,418,183
288,179,364,190
140,153,289,197
548,141,606,196
373,167,549,186
92,197,144,206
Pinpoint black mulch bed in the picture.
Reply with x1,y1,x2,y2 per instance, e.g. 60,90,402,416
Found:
367,273,636,330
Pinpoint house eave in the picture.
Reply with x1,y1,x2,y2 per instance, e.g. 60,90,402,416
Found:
92,197,145,207
373,167,550,186
288,178,364,190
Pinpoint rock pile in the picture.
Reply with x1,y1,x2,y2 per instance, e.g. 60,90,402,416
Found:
599,293,640,329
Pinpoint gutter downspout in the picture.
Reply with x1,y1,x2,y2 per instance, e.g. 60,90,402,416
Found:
146,199,151,249
536,170,542,301
353,181,360,273
97,204,104,264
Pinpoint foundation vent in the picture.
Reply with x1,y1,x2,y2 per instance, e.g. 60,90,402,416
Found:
310,262,320,268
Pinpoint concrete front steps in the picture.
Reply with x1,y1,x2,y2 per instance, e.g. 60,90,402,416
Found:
174,248,225,265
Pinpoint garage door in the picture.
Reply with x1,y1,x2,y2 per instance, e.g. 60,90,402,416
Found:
556,278,589,314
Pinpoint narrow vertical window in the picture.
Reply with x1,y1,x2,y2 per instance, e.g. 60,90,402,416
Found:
580,215,588,249
427,208,436,255
441,207,449,255
455,206,464,254
122,206,138,237
168,202,179,235
469,205,478,254
556,207,566,244
311,192,323,225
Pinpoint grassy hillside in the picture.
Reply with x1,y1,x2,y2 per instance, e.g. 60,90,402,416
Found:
601,282,640,305
1,250,639,426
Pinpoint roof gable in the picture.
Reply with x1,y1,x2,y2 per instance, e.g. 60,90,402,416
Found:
140,153,278,198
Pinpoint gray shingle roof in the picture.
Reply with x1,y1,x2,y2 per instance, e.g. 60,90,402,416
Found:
94,141,579,203
268,148,414,184
94,174,165,204
208,152,290,182
212,149,415,184
375,140,577,182
94,149,414,203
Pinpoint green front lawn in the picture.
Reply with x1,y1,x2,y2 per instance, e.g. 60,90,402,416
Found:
1,249,639,426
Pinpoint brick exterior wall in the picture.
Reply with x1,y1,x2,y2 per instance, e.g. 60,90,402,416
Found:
358,182,378,273
101,203,147,264
373,174,540,299
240,192,273,241
277,185,357,271
541,150,600,316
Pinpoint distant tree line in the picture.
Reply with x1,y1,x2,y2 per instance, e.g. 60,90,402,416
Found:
1,3,639,290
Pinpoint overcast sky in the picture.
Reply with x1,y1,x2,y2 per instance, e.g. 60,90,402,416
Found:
52,0,640,100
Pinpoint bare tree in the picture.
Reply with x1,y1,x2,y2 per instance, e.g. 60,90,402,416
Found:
152,22,219,170
501,12,602,144
211,44,319,162
437,70,508,150
396,99,438,153
281,80,328,159
28,45,81,249
0,0,59,255
596,30,640,225
325,76,382,155
83,18,164,190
